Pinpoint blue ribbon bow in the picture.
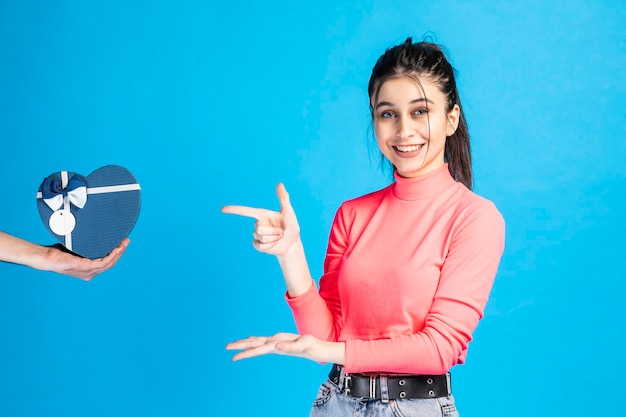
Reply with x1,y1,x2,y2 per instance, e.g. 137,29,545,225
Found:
41,174,88,211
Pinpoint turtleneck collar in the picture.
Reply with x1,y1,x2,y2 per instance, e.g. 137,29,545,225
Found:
392,163,458,201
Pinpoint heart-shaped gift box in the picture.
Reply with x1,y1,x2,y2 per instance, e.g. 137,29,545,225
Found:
36,165,141,259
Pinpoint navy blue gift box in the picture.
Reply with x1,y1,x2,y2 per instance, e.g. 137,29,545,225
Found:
36,165,141,259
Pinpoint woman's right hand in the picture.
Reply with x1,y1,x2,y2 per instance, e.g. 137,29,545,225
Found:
222,183,301,257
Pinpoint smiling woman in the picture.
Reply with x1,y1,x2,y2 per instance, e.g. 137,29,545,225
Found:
223,38,505,417
372,76,459,179
368,39,472,189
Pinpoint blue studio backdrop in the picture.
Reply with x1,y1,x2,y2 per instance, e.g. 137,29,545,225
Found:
1,1,624,416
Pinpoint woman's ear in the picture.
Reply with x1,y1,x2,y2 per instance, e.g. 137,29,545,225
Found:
446,104,460,136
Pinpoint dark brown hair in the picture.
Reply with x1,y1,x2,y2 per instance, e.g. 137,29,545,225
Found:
368,38,472,190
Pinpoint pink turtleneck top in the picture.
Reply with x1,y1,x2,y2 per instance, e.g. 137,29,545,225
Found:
287,164,505,375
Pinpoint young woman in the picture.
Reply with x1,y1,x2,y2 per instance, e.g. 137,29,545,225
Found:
223,38,505,417
0,231,129,280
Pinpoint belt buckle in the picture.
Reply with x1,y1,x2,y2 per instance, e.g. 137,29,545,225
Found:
343,374,352,396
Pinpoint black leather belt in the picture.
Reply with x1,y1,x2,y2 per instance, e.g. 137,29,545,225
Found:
328,364,451,400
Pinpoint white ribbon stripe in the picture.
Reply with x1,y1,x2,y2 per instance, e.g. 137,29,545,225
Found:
36,183,141,199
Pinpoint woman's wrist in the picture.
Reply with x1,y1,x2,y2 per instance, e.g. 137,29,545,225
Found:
276,237,305,262
277,239,314,297
315,340,345,365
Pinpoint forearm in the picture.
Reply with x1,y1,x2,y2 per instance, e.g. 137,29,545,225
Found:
344,328,465,375
0,231,50,270
314,340,346,365
277,239,314,298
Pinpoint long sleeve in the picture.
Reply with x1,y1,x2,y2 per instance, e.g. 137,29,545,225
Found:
287,205,350,341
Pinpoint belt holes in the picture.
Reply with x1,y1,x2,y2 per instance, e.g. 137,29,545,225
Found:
399,391,406,398
427,378,433,384
398,379,406,386
428,390,435,397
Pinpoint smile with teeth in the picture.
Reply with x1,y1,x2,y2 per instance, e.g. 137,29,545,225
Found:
394,144,424,152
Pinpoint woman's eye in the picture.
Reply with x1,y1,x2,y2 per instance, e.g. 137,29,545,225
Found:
380,110,395,118
413,108,428,116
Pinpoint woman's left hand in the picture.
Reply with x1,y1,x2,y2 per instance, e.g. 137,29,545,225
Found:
226,333,345,364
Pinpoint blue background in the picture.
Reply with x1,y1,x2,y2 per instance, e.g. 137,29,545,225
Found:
1,1,625,416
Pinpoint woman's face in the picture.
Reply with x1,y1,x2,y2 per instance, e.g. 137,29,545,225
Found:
372,75,459,178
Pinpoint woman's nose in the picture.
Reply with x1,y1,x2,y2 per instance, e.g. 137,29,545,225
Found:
396,115,415,139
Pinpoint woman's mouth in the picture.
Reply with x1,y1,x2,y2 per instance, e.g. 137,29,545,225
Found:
392,144,425,158
394,144,424,152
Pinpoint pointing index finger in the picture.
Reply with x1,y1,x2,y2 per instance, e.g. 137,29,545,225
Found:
221,205,272,220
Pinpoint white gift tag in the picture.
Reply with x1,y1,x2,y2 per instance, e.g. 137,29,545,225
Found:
49,209,76,236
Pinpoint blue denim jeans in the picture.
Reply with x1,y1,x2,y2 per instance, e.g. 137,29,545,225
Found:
309,374,459,417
